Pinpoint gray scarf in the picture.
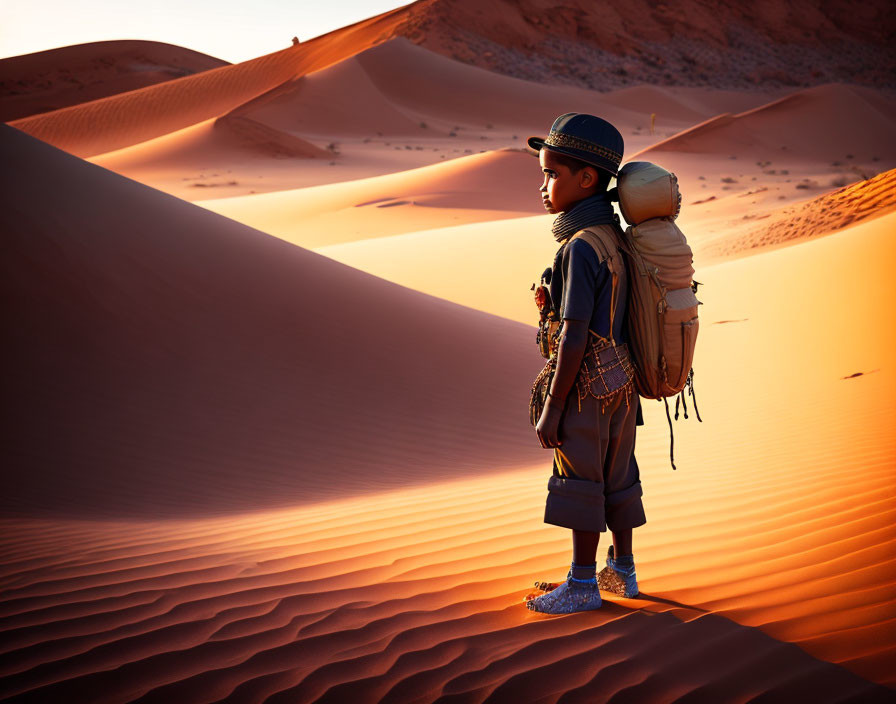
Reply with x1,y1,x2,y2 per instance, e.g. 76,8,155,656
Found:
551,189,619,242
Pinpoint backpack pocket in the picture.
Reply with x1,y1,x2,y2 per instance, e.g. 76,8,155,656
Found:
662,307,699,393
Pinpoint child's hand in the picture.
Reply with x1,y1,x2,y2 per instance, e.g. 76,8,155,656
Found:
536,401,564,448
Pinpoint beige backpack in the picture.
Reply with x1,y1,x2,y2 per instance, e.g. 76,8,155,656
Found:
576,161,703,469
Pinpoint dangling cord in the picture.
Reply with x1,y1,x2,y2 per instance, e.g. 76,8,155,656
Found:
688,368,703,422
674,394,680,420
680,387,688,419
663,396,677,470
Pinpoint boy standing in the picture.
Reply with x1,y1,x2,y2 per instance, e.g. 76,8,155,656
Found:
525,113,646,614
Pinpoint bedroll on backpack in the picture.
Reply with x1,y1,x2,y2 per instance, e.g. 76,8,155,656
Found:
581,161,703,470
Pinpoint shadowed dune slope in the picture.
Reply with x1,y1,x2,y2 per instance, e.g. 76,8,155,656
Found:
0,124,544,519
352,37,640,132
634,83,896,162
6,7,414,157
228,49,434,138
0,40,229,123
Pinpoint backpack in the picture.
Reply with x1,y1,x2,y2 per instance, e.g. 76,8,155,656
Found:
573,161,703,470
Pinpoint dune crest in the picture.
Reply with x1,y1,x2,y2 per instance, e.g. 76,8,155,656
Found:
0,39,229,123
634,83,896,163
7,6,415,157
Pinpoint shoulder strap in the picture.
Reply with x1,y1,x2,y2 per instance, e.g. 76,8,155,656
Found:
571,226,625,348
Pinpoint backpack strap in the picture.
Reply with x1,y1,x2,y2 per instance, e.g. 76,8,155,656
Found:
571,226,626,348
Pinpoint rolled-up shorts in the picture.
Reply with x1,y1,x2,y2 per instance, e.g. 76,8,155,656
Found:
544,383,646,533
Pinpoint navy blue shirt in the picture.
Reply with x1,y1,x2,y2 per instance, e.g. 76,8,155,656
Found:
549,236,643,426
557,238,628,345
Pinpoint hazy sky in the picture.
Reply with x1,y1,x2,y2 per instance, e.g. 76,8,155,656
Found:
1,0,412,63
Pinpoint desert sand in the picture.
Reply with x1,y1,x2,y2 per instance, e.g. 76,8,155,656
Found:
3,2,895,701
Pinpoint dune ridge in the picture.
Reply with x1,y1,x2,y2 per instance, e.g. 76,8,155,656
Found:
0,40,229,123
633,83,896,162
7,7,415,157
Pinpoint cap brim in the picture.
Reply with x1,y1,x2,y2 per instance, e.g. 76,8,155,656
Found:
526,136,546,153
526,139,618,176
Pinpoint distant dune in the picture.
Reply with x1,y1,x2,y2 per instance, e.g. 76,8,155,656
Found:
1,123,544,519
384,0,896,91
7,6,415,157
698,167,896,261
0,40,229,122
634,83,896,163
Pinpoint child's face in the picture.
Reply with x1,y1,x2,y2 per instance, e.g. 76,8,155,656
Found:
539,148,587,214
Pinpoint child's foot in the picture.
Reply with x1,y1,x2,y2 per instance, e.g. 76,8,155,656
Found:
526,576,602,613
597,545,639,598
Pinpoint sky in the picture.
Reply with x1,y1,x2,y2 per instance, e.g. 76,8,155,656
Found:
1,0,412,63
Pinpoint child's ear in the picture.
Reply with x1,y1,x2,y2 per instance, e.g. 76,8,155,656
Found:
579,167,596,188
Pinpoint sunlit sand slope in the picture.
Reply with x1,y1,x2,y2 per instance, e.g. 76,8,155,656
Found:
197,149,545,246
316,214,554,325
0,124,544,519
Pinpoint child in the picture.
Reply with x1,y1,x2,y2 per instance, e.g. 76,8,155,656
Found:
525,113,646,614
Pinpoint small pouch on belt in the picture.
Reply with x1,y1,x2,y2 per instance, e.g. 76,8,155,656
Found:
574,341,636,413
590,343,634,396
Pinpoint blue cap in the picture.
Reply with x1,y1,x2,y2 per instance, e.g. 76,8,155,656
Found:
528,112,624,176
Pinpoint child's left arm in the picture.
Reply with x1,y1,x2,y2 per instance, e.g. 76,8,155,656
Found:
535,318,588,448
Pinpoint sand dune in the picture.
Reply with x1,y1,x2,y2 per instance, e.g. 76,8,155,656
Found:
0,212,893,701
316,169,896,327
635,83,896,163
354,37,643,133
316,214,555,325
1,123,545,519
5,9,896,701
698,167,896,261
85,37,719,202
229,51,434,138
7,7,415,157
0,40,228,123
603,84,794,121
89,114,332,200
196,149,546,247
